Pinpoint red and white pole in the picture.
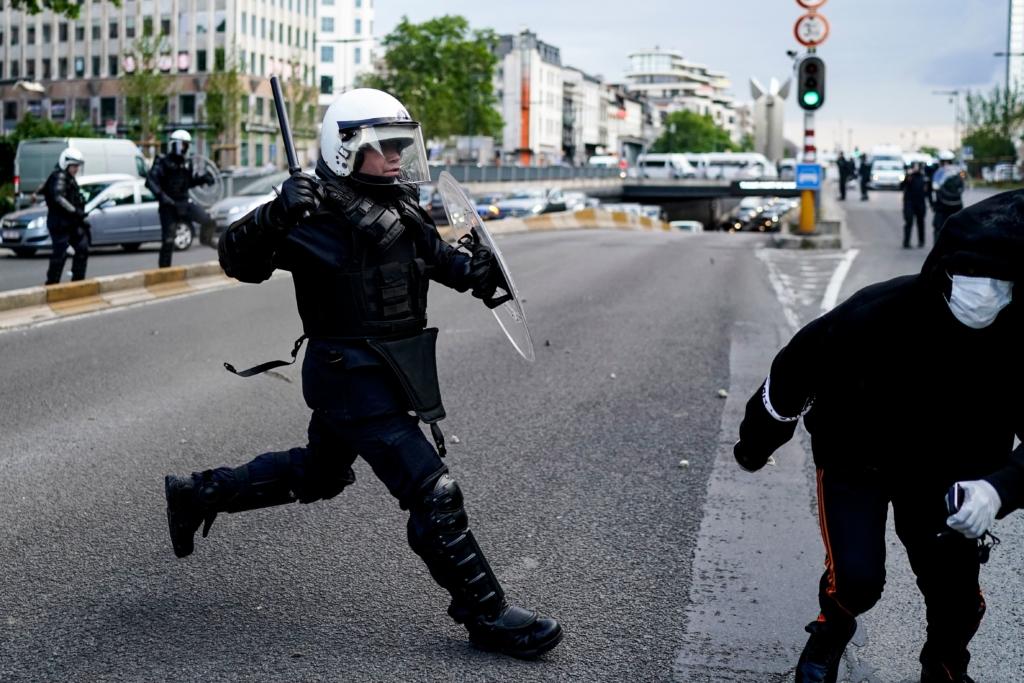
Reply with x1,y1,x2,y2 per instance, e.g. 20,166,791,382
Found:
799,110,817,232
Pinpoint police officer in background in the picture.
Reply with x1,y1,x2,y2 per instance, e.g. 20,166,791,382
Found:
162,89,563,659
836,152,851,201
734,190,1024,683
858,154,872,201
931,151,966,239
901,162,930,248
145,129,216,268
43,148,89,285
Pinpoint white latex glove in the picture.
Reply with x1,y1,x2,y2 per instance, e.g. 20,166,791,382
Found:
947,480,1002,539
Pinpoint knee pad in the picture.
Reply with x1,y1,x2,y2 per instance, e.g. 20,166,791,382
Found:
224,451,299,513
296,445,356,505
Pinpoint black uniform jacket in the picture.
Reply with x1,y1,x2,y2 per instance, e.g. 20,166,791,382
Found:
901,171,930,207
146,154,205,204
44,167,84,234
739,190,1024,514
220,169,477,420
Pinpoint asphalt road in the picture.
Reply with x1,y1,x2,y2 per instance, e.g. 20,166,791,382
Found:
0,226,789,681
0,242,219,291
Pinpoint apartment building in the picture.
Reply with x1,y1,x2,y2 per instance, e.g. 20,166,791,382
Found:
314,0,374,106
0,0,318,168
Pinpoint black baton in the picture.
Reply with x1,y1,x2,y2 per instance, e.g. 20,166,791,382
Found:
270,76,302,175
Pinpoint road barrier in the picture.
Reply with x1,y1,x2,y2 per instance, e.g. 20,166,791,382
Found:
0,210,672,330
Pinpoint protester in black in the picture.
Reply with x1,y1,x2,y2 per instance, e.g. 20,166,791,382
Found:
43,148,89,285
836,152,851,201
901,163,930,248
734,190,1024,683
858,156,871,201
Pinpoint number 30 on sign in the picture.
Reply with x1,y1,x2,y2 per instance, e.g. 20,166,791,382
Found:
794,12,829,47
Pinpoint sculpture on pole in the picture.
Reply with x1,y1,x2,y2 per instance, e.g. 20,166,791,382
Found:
750,76,791,163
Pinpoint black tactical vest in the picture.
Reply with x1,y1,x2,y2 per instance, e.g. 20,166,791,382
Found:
289,178,431,340
157,155,194,199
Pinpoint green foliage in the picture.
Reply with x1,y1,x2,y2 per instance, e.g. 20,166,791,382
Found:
361,15,504,141
651,110,737,153
122,36,173,147
0,183,14,217
205,47,245,152
919,146,940,157
6,0,119,19
0,116,96,186
961,84,1024,161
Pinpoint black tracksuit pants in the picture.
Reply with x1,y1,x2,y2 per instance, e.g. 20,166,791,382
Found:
814,467,985,674
158,202,214,268
45,227,89,284
903,203,927,247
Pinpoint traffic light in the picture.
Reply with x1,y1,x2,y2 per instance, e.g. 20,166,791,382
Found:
797,55,826,111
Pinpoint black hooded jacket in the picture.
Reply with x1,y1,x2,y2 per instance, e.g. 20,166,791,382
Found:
738,190,1024,513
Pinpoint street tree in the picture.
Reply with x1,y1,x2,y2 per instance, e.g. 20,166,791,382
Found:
122,36,173,158
961,84,1024,163
6,0,118,19
205,47,246,168
361,15,503,141
651,110,737,154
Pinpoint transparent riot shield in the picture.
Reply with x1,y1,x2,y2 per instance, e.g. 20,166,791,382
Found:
188,156,225,208
437,171,535,362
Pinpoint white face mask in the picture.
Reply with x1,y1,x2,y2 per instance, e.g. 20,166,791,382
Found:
946,274,1014,329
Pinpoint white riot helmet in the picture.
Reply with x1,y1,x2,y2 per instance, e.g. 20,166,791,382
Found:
319,89,430,184
169,129,192,156
59,147,85,172
938,150,956,162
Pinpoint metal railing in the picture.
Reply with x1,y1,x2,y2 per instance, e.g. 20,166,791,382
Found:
427,164,623,184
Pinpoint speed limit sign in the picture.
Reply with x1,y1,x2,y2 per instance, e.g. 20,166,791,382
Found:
796,0,827,8
794,12,830,47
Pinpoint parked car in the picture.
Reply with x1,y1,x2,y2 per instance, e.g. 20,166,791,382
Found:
0,173,195,256
14,138,148,209
777,159,797,180
993,163,1022,182
493,187,568,219
869,160,906,190
209,170,290,236
670,220,704,232
637,153,697,179
472,192,505,221
561,191,596,211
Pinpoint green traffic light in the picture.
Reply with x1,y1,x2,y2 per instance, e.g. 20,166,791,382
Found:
803,91,820,107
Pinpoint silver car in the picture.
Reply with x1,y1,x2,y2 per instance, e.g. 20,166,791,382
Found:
208,171,292,237
0,173,195,257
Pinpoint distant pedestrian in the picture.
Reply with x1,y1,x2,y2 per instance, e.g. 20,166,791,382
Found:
932,151,966,240
145,129,217,268
902,163,929,248
43,148,89,285
858,156,872,200
733,190,1024,683
837,152,851,201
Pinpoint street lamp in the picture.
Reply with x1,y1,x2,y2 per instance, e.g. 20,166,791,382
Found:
932,90,961,156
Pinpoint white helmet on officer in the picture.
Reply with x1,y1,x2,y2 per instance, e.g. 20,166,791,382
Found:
169,129,192,157
319,89,430,184
938,150,956,162
59,147,85,172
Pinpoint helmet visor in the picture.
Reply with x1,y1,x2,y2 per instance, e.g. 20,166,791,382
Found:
344,123,430,183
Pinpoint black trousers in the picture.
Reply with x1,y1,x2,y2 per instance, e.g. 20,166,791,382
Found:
814,468,985,673
838,176,848,200
45,228,89,284
933,204,962,240
903,203,926,246
860,178,870,199
158,202,214,268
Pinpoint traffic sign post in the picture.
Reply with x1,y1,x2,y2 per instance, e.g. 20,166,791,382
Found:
793,0,828,233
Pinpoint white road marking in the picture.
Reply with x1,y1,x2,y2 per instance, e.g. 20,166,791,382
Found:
820,249,860,312
756,249,802,332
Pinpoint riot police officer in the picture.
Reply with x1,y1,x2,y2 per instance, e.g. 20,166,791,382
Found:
931,151,966,239
163,89,563,659
145,129,217,267
43,148,89,285
901,162,929,248
733,190,1024,683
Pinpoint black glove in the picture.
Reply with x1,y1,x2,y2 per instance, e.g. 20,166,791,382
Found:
734,440,769,473
175,200,192,219
75,207,88,222
462,232,511,308
201,171,216,186
271,173,323,225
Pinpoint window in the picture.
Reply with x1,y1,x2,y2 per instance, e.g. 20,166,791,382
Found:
260,18,265,38
179,12,190,37
100,97,116,122
251,15,256,35
91,19,101,41
106,185,137,206
240,49,246,72
250,52,256,73
196,50,207,72
278,24,283,42
214,47,225,71
255,143,263,166
269,20,275,40
320,75,333,95
288,0,292,9
51,100,67,119
354,47,361,64
43,23,52,43
322,0,332,4
215,10,226,32
42,58,51,79
75,98,89,119
0,26,3,48
241,12,246,34
321,17,334,32
109,20,118,39
91,56,100,77
197,13,208,34
354,18,361,35
27,25,35,45
11,61,19,78
241,96,249,114
321,46,333,62
255,97,264,117
58,57,68,79
287,26,292,45
142,17,153,36
161,15,171,35
259,54,265,75
125,18,135,39
140,187,158,203
0,63,4,79
304,30,308,48
11,26,19,46
25,60,35,79
108,56,118,76
355,0,361,6
74,57,85,78
241,138,249,166
180,94,196,123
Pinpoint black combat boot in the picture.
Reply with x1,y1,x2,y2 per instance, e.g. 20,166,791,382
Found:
921,666,975,683
409,471,563,659
164,472,221,558
795,618,857,683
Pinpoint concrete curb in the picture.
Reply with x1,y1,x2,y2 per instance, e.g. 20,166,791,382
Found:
0,260,236,330
0,210,671,330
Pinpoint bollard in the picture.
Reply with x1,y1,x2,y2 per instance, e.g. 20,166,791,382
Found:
799,190,816,233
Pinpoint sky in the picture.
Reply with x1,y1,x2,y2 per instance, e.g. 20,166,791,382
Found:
374,0,1011,152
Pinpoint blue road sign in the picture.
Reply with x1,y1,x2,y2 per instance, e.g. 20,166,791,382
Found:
795,163,822,190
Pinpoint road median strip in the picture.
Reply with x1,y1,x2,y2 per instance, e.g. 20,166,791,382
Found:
0,210,671,331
